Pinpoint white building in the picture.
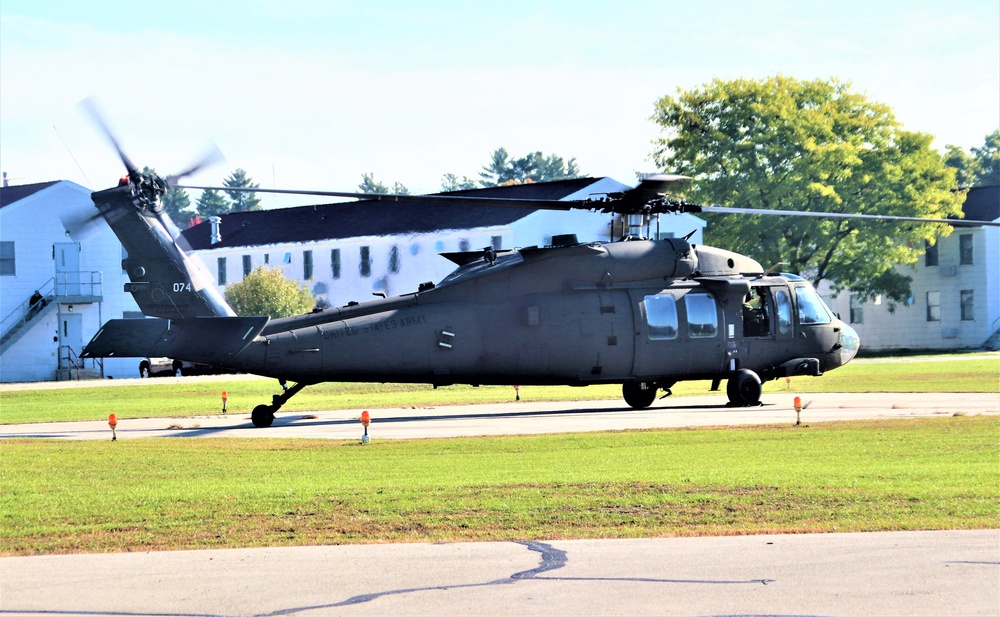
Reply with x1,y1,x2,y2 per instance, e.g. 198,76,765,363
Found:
824,185,1000,351
0,181,143,382
181,177,707,309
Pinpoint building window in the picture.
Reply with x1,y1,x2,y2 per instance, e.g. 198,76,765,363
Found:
459,239,471,252
264,253,270,264
0,241,14,276
303,250,313,280
331,249,341,279
242,255,252,278
217,257,227,285
959,234,973,265
924,239,938,267
121,245,128,274
960,289,974,321
359,246,371,277
388,245,400,274
849,295,863,324
926,291,941,322
492,235,503,250
283,252,292,265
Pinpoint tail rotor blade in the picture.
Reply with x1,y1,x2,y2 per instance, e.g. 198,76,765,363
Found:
165,144,226,188
79,97,138,178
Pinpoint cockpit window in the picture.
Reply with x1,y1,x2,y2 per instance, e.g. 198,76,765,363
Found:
774,288,793,335
793,285,832,324
685,292,719,338
643,294,678,340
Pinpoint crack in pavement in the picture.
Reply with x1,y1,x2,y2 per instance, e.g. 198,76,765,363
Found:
0,541,775,617
264,540,774,615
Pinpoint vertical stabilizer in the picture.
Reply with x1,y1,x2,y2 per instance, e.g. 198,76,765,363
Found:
92,174,234,319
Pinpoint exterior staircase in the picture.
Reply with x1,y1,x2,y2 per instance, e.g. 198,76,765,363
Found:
0,292,56,355
983,321,1000,351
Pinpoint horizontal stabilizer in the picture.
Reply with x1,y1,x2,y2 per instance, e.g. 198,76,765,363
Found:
82,316,269,364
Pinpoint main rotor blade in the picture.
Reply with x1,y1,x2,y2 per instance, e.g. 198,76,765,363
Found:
176,185,580,211
690,204,999,228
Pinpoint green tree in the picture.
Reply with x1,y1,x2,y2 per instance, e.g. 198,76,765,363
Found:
440,173,478,192
651,76,964,304
161,187,192,222
478,148,582,187
971,129,1000,185
223,168,262,212
224,266,314,318
358,173,409,194
196,189,230,217
944,130,1000,187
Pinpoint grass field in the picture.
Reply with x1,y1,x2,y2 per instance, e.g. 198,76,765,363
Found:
1,354,997,424
1,416,997,555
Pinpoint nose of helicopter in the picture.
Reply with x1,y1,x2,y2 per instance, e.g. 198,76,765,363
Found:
838,322,860,366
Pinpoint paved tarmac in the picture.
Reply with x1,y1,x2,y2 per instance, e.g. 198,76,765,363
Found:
2,391,998,616
1,530,997,616
2,391,997,441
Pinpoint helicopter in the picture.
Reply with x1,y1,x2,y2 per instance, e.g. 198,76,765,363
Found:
78,124,995,427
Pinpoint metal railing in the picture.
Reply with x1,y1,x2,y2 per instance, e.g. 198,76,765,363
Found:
58,345,103,380
54,270,103,299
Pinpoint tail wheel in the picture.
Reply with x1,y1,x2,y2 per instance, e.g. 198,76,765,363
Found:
622,382,658,409
172,360,183,377
727,369,762,407
139,360,150,378
251,405,275,428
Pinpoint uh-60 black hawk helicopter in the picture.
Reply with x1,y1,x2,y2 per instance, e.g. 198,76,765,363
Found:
78,123,992,427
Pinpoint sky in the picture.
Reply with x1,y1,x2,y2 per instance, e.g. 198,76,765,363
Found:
1,0,998,209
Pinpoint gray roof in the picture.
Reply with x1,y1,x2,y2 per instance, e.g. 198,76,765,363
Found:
0,181,60,208
963,185,1000,222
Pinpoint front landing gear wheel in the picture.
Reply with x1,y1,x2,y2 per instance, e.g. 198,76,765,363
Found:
251,405,275,428
622,382,658,409
726,369,762,407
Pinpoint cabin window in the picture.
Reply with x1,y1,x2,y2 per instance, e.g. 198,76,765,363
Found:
961,289,975,321
959,234,973,265
793,285,832,325
331,249,341,279
775,288,792,335
924,239,938,267
217,257,227,285
359,246,372,277
685,293,718,338
302,250,313,280
242,255,252,278
0,241,14,276
926,291,941,322
643,294,678,340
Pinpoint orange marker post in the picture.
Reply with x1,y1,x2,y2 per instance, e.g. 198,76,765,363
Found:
360,410,371,443
221,390,229,414
108,414,118,441
793,396,802,425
